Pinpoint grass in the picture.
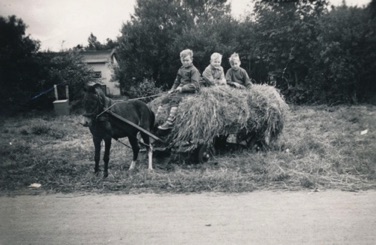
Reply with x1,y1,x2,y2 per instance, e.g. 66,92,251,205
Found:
0,105,375,195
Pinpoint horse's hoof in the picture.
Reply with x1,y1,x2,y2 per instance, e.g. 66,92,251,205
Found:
103,172,108,178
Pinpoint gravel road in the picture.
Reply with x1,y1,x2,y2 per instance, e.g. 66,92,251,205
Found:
1,191,375,245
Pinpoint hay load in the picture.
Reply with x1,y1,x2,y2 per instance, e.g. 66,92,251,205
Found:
149,84,289,151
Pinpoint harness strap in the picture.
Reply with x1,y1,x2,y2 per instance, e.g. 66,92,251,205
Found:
95,93,164,119
114,136,150,149
113,138,132,149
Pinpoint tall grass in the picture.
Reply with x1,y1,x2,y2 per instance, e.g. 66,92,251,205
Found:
0,105,375,195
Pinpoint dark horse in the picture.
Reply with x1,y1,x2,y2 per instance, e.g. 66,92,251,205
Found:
82,83,155,177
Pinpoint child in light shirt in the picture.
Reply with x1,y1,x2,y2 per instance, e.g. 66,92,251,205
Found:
202,52,227,87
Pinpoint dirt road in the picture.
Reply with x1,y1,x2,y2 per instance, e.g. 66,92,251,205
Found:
1,191,375,245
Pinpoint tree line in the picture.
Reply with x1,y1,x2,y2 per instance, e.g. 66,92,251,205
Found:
1,0,375,114
117,0,376,104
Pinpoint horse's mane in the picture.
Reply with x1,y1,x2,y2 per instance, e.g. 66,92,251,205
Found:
94,86,112,108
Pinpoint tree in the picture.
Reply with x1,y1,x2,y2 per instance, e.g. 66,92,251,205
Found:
116,0,235,93
369,0,376,18
115,0,375,104
86,33,118,50
172,16,240,73
0,15,102,113
248,0,375,103
0,15,40,112
87,33,103,50
182,0,231,24
308,4,376,103
249,0,329,103
116,0,194,92
38,51,94,110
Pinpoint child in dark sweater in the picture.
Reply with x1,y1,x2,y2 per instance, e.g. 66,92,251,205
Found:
225,53,252,89
157,49,201,130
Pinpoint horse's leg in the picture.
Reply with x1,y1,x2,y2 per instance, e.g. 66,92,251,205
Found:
128,135,140,170
93,136,101,175
140,132,153,170
103,137,112,178
148,144,153,170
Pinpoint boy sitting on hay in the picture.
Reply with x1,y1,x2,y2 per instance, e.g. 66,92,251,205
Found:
156,49,201,130
202,52,227,87
226,53,253,89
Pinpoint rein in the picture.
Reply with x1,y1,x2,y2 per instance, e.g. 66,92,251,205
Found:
114,136,149,149
85,92,163,149
83,94,103,117
95,93,164,119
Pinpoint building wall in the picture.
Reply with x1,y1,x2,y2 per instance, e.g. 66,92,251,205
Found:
89,62,120,96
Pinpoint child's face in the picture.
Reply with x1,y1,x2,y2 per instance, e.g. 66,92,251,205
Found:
231,60,241,70
211,58,221,68
181,56,192,67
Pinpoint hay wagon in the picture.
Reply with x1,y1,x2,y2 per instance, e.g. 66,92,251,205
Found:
149,84,289,163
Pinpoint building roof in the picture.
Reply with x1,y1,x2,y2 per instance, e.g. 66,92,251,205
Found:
81,49,116,64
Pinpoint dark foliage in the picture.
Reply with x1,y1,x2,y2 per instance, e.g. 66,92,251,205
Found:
1,0,376,110
115,0,376,104
0,16,40,114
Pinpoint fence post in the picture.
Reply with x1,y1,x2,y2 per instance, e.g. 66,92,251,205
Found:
53,84,70,116
54,84,58,100
65,85,69,100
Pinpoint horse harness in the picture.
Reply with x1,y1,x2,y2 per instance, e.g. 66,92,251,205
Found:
84,91,150,149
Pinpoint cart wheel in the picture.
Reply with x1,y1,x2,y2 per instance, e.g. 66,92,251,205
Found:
213,135,228,152
195,144,212,163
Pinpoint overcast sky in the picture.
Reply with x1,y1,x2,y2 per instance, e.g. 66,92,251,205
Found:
0,0,371,51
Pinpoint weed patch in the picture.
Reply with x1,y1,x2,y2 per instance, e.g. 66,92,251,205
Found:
0,105,375,195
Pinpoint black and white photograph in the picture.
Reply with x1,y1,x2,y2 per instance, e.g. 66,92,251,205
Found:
0,0,375,244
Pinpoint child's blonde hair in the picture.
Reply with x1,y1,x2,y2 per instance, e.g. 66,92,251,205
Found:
180,49,193,59
229,53,241,65
211,52,222,61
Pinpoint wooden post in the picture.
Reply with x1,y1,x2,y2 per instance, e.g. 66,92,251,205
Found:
65,85,69,100
54,85,58,100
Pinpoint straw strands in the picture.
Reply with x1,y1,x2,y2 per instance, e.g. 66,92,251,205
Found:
149,84,289,151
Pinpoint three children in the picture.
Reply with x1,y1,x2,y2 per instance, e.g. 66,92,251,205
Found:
157,50,253,130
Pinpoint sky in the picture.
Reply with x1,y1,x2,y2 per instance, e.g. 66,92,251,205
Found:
0,0,371,51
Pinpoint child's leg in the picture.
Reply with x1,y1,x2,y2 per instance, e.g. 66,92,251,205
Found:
158,106,178,130
158,95,183,130
156,95,172,120
155,105,165,118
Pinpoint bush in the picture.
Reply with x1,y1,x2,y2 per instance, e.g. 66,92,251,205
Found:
128,79,163,102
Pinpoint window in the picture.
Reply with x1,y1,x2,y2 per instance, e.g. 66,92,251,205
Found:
92,71,102,78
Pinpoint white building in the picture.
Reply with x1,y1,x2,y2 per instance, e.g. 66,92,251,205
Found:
82,49,121,96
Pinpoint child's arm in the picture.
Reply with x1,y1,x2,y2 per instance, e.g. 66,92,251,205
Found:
202,66,216,86
180,67,200,93
242,69,253,88
226,69,236,87
225,69,232,85
169,71,182,93
218,67,227,86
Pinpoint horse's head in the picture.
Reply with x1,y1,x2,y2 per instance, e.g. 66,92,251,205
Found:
81,84,106,127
